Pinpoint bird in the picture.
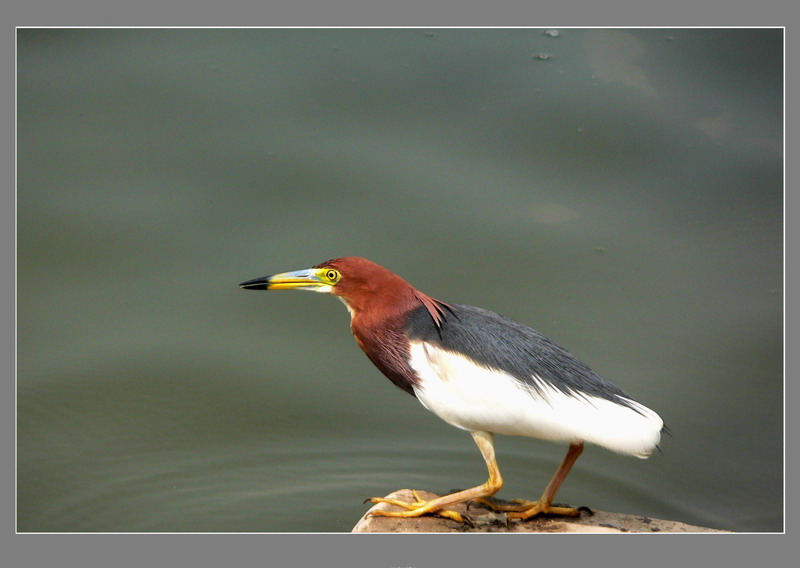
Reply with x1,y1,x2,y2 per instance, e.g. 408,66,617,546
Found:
240,256,664,523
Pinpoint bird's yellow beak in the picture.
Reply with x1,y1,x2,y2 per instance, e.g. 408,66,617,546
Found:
240,268,337,292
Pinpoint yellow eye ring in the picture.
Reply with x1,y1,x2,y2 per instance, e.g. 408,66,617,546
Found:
325,269,341,283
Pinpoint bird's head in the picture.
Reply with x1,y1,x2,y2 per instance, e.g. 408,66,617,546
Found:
240,256,448,326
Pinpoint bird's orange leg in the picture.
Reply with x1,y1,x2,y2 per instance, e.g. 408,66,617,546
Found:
368,431,503,523
473,442,585,519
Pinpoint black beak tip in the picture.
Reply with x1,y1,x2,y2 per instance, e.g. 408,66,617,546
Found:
239,277,269,290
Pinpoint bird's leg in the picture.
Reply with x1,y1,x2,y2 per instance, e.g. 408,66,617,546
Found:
367,431,503,523
472,442,585,519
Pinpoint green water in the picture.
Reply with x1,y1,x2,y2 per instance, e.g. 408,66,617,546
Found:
17,28,783,532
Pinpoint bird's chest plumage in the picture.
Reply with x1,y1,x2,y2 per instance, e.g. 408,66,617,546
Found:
351,314,422,396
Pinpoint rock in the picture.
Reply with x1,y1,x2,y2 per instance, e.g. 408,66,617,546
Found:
352,489,728,533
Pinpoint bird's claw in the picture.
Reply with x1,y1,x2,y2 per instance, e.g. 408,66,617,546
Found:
466,496,587,520
365,490,466,523
505,502,583,520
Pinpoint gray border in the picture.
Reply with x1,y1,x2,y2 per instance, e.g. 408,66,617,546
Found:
6,2,791,568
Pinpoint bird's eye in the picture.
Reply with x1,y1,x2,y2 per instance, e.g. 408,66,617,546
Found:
325,269,341,283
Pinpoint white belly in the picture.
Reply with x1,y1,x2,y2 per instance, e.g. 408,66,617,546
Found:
408,341,663,458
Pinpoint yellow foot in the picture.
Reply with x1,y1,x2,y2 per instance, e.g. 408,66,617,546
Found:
507,502,582,520
470,497,583,520
367,490,466,523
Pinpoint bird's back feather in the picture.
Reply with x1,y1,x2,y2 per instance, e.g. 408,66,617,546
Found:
404,304,664,457
406,304,634,408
